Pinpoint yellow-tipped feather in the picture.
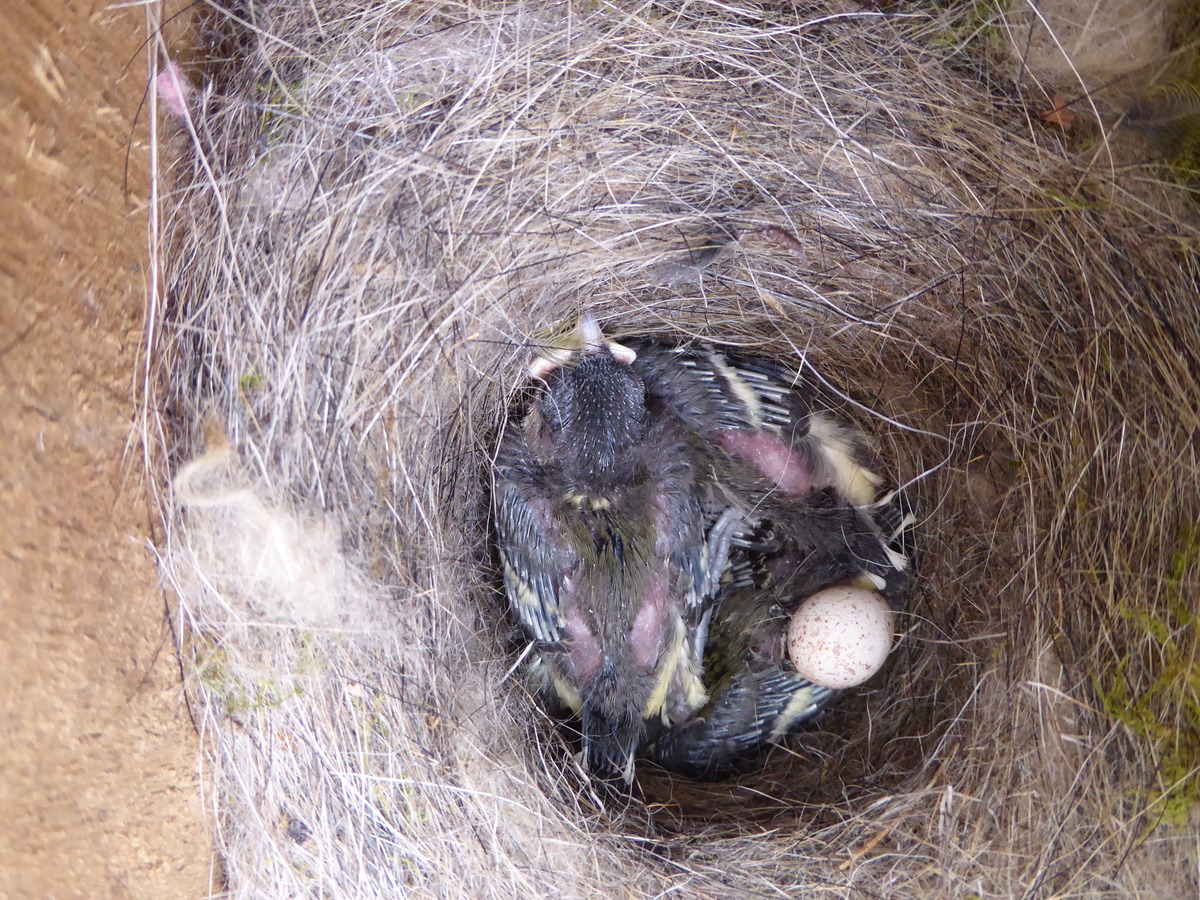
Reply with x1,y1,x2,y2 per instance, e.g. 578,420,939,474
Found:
807,414,883,506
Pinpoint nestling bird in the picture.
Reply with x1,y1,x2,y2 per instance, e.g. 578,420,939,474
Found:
648,491,914,779
645,559,835,779
620,342,915,777
628,341,911,595
494,316,737,781
628,341,885,504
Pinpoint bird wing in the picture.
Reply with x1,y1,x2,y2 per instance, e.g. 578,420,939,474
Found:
494,477,570,646
647,663,835,779
630,342,805,435
658,483,710,619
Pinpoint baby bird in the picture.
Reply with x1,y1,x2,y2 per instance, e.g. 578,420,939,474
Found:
629,341,911,594
497,325,915,780
621,342,915,777
494,317,734,781
645,561,834,779
648,492,914,779
628,343,882,502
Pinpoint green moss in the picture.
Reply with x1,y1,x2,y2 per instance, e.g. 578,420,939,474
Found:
1095,524,1200,838
192,636,304,714
925,0,1012,58
195,640,232,692
225,678,302,714
1038,187,1101,212
240,370,265,393
254,76,307,141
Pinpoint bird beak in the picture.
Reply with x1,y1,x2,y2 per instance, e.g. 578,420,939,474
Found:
528,313,637,380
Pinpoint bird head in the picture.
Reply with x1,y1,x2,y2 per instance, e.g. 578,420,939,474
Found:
527,315,646,489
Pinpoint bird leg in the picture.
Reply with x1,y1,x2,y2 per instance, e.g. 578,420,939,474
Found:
693,508,742,666
704,508,742,599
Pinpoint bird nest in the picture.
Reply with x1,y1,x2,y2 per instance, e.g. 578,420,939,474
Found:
150,1,1200,896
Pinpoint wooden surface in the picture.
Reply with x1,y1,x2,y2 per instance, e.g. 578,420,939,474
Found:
0,1,211,896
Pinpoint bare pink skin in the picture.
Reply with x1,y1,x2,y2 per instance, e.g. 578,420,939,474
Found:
565,603,602,684
552,482,685,696
630,569,669,672
717,429,817,497
156,62,191,120
529,496,558,533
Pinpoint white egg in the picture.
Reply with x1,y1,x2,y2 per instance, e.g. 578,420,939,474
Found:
787,586,895,690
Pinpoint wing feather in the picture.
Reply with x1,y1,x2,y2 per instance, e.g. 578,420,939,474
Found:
494,477,569,647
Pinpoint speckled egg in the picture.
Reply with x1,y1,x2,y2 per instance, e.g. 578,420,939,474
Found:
787,586,895,689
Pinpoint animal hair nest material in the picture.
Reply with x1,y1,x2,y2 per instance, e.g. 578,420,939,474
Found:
149,1,1200,897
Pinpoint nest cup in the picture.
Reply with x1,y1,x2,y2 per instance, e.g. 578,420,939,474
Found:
153,1,1200,896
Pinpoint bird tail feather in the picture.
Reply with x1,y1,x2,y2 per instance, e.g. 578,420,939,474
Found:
581,659,643,782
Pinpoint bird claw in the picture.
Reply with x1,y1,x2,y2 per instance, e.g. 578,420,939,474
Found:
704,508,743,599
